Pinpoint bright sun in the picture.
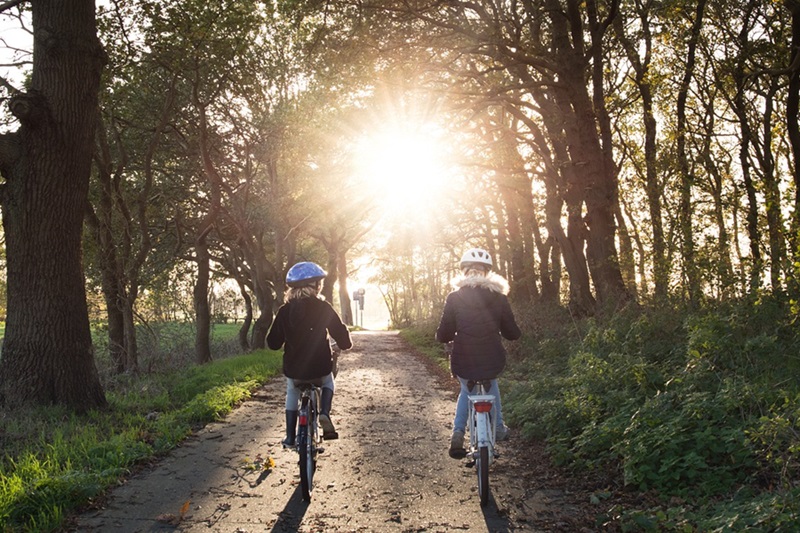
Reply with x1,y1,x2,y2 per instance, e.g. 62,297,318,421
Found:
354,125,455,217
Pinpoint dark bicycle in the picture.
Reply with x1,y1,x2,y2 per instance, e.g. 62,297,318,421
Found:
295,380,323,501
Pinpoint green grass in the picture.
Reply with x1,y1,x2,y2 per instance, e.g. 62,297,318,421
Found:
209,322,242,342
398,324,450,373
0,348,282,532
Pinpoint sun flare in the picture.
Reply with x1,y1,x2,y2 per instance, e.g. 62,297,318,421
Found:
354,125,456,217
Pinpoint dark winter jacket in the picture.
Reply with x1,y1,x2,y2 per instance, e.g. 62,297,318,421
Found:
435,273,521,380
267,296,352,381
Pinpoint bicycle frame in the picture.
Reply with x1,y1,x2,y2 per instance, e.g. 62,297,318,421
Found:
468,394,495,452
466,380,496,506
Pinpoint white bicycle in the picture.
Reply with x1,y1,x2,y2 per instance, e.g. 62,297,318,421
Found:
466,379,497,506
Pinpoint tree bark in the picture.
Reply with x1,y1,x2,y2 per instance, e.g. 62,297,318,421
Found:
194,236,213,364
613,7,668,300
0,0,107,410
760,82,786,294
249,277,274,350
337,250,353,325
786,0,800,289
677,0,707,307
545,0,629,310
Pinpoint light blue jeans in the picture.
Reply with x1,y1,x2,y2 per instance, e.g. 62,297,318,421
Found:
285,373,335,410
453,376,504,434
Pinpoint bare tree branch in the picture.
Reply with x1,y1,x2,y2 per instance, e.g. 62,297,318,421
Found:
0,0,26,14
0,73,19,94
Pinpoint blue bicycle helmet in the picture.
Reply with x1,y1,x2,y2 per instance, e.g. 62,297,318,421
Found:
285,261,327,287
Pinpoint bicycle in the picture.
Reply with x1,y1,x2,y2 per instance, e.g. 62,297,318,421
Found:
466,379,497,506
294,380,324,502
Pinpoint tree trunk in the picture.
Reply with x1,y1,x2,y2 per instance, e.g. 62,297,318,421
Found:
250,279,274,350
699,124,735,299
106,291,126,374
760,82,786,294
615,203,637,300
194,237,212,364
785,0,800,294
236,279,252,352
122,296,139,373
321,241,338,303
0,0,107,410
613,9,668,300
538,99,595,312
677,0,707,306
337,251,353,325
499,181,528,301
86,205,126,373
518,181,540,302
566,81,629,308
542,0,629,311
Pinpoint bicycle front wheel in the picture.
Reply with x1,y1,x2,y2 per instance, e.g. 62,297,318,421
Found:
477,445,489,506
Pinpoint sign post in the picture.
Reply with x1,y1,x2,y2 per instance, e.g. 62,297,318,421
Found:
352,288,366,328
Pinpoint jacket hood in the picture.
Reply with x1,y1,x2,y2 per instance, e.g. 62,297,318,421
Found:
453,272,510,295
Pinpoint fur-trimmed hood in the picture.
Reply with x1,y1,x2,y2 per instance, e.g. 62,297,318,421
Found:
453,272,510,295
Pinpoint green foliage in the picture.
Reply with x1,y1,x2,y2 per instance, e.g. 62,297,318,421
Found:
398,322,450,373
619,387,755,495
747,393,800,486
605,487,800,532
498,298,800,529
0,349,282,531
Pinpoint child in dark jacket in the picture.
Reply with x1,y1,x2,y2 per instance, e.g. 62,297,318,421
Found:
267,262,352,446
436,248,521,458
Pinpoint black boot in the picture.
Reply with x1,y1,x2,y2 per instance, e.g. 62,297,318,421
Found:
319,388,338,440
283,410,298,448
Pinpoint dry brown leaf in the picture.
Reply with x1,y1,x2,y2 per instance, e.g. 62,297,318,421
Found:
180,500,191,518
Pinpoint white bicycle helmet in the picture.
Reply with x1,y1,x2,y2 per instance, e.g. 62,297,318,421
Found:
460,248,493,270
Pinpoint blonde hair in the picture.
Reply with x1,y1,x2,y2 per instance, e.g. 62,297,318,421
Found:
286,282,321,301
462,267,488,277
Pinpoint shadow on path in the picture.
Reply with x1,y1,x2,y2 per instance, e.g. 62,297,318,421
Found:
269,485,310,532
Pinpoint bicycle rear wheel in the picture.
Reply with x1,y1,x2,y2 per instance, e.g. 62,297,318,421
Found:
298,398,316,501
477,445,489,506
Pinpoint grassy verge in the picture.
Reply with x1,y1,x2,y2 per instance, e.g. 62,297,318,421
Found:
0,348,282,532
398,324,449,373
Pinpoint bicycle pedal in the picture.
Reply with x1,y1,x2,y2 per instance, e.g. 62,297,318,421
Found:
465,459,476,468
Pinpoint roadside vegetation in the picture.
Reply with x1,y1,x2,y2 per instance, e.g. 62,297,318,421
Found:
402,296,800,531
0,324,282,532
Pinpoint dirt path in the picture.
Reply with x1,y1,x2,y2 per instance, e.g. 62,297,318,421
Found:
74,331,596,532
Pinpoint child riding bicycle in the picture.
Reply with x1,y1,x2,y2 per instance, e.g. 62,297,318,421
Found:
267,261,352,446
435,248,521,459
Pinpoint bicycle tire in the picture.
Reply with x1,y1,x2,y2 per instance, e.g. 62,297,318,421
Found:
477,445,489,506
298,396,315,501
307,402,317,492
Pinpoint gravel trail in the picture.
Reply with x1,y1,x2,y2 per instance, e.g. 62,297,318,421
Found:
75,331,582,532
